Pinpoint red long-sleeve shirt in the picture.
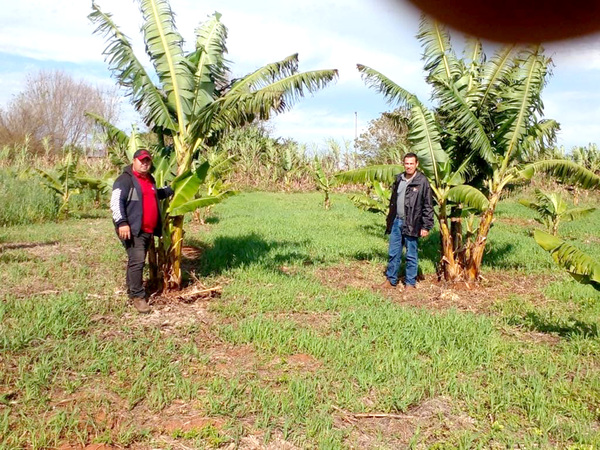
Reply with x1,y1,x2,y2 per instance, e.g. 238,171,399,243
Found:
133,170,159,233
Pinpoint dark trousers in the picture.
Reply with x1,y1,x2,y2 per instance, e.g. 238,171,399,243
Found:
122,233,152,299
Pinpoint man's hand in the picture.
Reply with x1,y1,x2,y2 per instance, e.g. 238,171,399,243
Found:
420,229,429,238
118,224,131,240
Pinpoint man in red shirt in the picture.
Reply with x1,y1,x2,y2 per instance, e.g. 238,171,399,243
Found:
110,149,173,313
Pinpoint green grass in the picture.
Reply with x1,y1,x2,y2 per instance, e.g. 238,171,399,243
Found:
0,168,59,226
1,191,599,448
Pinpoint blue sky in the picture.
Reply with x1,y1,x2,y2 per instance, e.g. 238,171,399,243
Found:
1,0,599,151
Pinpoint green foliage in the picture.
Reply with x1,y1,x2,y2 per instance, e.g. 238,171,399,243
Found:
354,108,410,164
311,157,337,209
520,159,600,190
445,184,490,213
534,229,600,290
0,169,58,226
32,151,81,219
350,180,391,214
571,143,600,173
202,149,236,196
337,164,403,185
519,189,596,235
166,161,235,216
89,3,337,169
210,125,361,191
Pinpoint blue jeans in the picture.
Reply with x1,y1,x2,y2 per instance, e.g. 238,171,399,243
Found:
386,218,419,286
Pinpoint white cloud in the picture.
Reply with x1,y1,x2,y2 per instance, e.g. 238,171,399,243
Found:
548,36,600,70
270,103,387,147
545,90,600,148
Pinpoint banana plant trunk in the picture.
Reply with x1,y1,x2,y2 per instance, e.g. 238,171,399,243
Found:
552,219,560,236
159,146,193,291
324,190,331,210
166,215,185,290
438,215,463,282
464,193,500,282
450,211,463,253
147,238,161,293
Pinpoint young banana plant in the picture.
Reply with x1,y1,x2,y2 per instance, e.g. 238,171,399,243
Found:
151,150,235,291
193,149,236,223
313,156,337,209
350,180,391,215
519,189,596,235
77,174,115,207
33,150,81,219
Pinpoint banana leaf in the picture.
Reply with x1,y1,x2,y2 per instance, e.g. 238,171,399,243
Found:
336,165,403,185
446,185,489,212
520,160,600,190
169,191,235,216
167,161,210,213
534,230,600,291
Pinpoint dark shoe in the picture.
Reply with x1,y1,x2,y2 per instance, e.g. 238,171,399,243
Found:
132,297,151,314
373,279,396,290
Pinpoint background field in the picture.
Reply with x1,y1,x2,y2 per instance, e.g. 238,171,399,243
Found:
1,191,599,449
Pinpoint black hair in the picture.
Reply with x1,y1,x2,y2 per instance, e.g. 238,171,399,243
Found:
403,152,418,162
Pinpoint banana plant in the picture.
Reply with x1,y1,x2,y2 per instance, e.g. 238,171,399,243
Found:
77,174,115,207
193,149,237,222
534,230,600,291
312,156,338,209
342,16,600,282
89,116,232,290
33,150,81,219
350,180,391,215
90,2,337,289
571,144,600,174
339,60,488,281
147,149,236,290
519,189,596,235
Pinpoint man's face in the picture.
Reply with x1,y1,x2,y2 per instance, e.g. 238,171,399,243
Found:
133,157,152,175
403,156,418,176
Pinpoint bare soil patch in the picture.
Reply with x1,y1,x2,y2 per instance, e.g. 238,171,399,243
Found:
495,216,536,227
583,234,600,244
0,240,59,254
123,296,216,336
337,396,476,448
266,352,322,373
315,261,557,314
223,434,300,450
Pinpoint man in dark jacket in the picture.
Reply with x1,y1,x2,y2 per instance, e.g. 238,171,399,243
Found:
111,149,174,313
378,152,434,289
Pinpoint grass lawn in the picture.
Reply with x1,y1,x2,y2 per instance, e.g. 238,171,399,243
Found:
1,191,599,449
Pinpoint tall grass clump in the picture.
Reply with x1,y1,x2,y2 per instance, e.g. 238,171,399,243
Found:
0,169,58,226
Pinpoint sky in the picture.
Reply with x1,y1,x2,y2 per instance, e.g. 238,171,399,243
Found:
1,0,599,151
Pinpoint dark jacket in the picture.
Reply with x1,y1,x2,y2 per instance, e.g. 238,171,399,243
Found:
385,171,434,237
110,166,174,237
